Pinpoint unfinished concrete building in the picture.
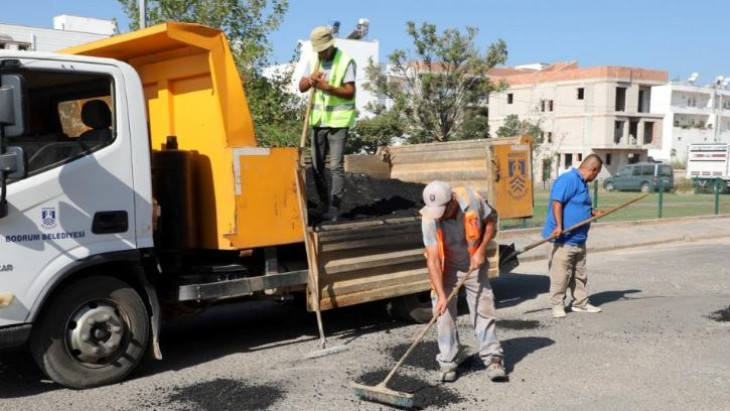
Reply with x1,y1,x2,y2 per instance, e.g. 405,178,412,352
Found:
488,62,668,181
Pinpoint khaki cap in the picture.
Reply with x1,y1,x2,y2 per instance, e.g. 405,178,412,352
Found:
310,26,335,52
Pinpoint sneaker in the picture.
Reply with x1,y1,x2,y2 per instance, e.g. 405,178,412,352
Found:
571,303,602,313
552,305,567,318
486,360,508,382
439,364,458,383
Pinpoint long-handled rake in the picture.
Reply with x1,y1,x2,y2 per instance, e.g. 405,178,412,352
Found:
295,80,349,359
350,267,476,408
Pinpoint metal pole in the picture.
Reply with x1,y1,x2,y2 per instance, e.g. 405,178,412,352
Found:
658,183,663,218
139,0,147,29
715,178,721,215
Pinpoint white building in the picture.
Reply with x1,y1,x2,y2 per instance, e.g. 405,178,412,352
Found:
488,61,668,180
649,77,730,163
265,19,381,119
0,15,114,52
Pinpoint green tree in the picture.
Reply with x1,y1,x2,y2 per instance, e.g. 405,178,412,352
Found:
495,114,542,143
117,0,303,146
362,22,507,144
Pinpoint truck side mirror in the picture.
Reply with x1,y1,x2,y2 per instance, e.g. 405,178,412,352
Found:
0,74,28,137
0,73,28,218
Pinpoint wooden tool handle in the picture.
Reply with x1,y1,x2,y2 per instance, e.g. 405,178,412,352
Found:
520,192,649,254
382,267,476,386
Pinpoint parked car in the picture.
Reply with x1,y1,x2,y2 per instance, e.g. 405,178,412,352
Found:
603,162,674,192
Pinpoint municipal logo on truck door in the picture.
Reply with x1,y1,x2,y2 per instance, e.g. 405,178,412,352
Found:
508,157,528,201
41,207,57,229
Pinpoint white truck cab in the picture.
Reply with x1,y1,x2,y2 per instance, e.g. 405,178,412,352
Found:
0,51,157,388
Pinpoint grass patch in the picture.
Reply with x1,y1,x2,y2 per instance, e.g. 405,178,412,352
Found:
501,187,730,230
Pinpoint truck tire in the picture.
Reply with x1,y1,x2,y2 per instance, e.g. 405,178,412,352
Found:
640,182,651,193
604,182,615,192
388,291,434,324
30,276,149,389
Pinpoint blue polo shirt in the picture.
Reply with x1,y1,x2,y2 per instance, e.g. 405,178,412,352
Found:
542,168,592,245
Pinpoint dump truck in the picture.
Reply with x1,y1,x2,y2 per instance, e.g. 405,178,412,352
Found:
686,143,730,193
0,23,533,389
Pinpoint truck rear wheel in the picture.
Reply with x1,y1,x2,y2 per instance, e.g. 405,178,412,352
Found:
30,276,149,389
388,291,434,323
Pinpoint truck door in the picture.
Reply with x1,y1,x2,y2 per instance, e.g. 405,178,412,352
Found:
0,60,136,327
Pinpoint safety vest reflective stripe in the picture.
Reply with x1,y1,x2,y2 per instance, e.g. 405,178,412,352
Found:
309,49,356,128
311,103,357,111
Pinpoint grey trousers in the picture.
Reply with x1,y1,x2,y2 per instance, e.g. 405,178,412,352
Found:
311,127,347,207
548,243,589,308
431,264,503,369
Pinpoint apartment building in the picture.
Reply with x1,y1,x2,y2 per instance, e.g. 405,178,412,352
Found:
488,62,668,179
649,78,730,163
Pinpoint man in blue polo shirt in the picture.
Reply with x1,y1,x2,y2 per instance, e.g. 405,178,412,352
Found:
543,154,605,318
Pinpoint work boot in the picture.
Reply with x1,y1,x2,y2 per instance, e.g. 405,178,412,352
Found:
439,364,458,383
486,358,508,382
552,305,567,318
571,303,602,313
313,202,329,216
321,206,340,222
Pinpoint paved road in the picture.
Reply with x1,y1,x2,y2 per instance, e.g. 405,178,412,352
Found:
2,238,730,410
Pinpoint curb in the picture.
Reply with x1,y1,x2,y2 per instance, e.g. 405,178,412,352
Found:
501,214,730,264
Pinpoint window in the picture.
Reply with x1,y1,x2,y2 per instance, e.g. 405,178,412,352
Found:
615,87,627,111
540,100,545,112
547,132,553,143
677,136,682,141
6,70,114,180
577,153,583,162
641,165,655,176
565,153,573,166
548,100,554,111
507,93,513,104
606,153,612,165
577,88,585,100
632,166,643,176
660,165,672,177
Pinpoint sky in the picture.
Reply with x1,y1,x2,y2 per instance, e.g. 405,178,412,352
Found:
2,0,728,85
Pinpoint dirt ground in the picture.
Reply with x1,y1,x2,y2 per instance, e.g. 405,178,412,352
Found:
306,169,426,223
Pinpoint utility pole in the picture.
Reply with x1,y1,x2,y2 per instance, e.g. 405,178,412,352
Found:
713,76,729,143
139,0,147,29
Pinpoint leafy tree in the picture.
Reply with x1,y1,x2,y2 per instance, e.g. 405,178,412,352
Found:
117,0,302,146
348,109,404,154
495,114,542,143
363,21,507,144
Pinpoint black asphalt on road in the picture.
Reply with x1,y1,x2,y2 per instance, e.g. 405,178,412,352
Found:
1,238,730,410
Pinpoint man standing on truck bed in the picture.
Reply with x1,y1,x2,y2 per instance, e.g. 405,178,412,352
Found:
299,26,356,222
421,181,507,383
543,154,605,318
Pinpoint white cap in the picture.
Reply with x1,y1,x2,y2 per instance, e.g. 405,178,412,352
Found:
420,181,452,219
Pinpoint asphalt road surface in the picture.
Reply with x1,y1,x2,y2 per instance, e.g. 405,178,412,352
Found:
2,238,730,410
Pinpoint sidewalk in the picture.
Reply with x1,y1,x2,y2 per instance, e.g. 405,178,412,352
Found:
499,214,730,263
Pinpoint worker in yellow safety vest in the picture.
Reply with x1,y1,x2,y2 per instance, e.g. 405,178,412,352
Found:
298,26,356,222
420,180,507,383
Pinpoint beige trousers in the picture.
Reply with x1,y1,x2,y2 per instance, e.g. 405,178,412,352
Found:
548,243,590,308
431,265,503,369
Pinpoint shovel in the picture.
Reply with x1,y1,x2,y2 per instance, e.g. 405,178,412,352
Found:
500,192,649,268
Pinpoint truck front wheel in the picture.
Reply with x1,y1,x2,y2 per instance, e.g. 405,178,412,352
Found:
30,276,149,389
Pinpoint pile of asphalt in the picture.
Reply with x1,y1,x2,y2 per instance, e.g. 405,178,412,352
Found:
163,379,284,410
306,169,426,223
